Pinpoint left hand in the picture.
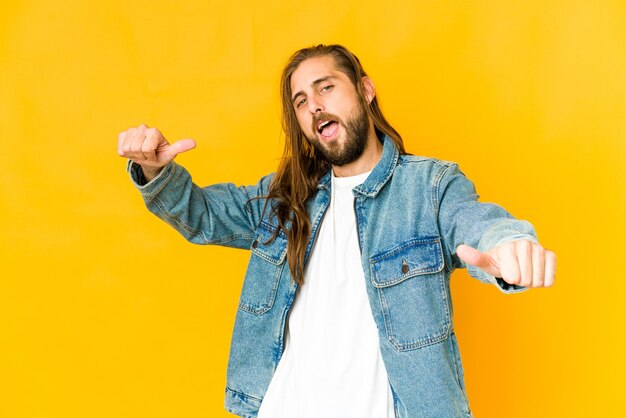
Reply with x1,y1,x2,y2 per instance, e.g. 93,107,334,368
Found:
456,240,556,288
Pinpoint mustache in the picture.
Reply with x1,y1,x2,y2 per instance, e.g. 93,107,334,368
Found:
311,112,341,131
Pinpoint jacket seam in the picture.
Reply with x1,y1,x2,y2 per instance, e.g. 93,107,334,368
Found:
433,163,456,274
225,386,263,402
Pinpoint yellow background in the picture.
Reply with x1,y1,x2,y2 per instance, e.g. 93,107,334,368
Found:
1,0,624,416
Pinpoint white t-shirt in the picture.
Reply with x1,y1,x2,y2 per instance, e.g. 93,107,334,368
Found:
258,170,396,418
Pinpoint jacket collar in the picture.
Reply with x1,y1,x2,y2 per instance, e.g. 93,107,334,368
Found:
317,134,400,198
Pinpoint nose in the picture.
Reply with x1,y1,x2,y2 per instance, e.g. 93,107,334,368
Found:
307,95,324,114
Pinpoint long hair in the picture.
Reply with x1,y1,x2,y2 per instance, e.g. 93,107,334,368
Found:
266,44,405,284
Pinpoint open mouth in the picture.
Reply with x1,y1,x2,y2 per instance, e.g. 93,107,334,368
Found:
316,119,339,140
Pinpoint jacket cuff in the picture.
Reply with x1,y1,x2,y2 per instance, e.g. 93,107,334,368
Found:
126,160,177,198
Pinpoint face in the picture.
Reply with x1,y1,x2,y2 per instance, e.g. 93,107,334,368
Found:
290,55,371,166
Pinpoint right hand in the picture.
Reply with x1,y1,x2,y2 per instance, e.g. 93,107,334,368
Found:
118,124,196,180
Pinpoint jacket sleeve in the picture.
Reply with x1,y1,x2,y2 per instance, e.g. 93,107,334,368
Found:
127,160,273,250
435,163,538,294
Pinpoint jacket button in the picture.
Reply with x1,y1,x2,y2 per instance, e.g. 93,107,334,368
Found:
401,263,409,274
252,239,259,249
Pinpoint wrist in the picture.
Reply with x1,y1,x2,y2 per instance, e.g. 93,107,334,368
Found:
141,165,163,182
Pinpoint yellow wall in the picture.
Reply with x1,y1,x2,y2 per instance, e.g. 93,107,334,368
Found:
1,1,624,416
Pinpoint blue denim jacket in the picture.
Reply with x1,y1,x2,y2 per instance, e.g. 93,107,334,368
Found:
128,135,537,418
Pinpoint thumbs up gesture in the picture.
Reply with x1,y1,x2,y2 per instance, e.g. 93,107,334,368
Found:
456,240,556,288
118,124,196,181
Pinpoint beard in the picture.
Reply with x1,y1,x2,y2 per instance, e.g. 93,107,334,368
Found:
305,101,370,166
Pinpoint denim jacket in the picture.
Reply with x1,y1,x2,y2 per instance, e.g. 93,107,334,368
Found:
128,135,537,418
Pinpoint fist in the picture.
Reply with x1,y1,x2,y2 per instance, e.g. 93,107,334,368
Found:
457,240,556,288
117,124,196,178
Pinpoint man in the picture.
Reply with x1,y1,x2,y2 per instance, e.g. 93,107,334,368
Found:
118,44,556,418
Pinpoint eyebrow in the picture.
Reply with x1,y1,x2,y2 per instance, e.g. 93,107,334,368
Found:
291,76,336,103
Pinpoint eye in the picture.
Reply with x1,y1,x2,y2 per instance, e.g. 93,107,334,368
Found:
321,84,334,93
295,97,306,108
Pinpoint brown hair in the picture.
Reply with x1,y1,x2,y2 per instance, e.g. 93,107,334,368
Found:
266,44,405,284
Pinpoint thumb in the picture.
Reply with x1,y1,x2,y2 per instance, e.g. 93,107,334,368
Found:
456,244,494,270
168,139,196,157
157,138,196,163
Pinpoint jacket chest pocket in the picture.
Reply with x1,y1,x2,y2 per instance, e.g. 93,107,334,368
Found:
238,223,287,315
370,237,450,351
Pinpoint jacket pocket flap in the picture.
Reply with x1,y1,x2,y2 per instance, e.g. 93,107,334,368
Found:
251,222,288,265
370,238,444,288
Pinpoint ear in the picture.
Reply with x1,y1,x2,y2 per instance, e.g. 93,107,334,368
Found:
361,76,376,104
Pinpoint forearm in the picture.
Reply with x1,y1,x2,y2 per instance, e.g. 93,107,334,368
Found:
436,163,539,292
127,160,267,249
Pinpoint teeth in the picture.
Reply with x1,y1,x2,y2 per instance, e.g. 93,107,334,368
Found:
317,120,332,132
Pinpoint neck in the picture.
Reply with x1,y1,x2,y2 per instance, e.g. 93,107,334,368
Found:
332,126,382,177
